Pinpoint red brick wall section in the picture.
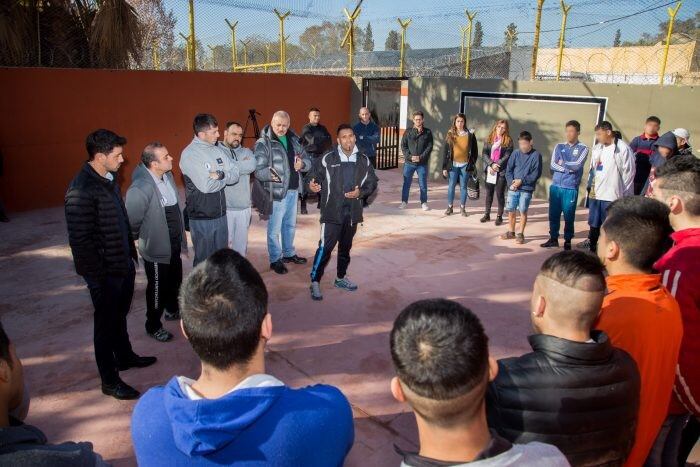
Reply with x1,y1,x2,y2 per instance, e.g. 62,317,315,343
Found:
0,68,353,211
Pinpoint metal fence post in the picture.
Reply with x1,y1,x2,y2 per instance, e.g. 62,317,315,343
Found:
464,10,476,79
397,18,411,76
556,0,571,81
274,9,291,73
152,40,160,70
460,25,468,63
659,1,682,85
240,39,250,71
187,0,196,70
178,32,192,71
341,6,361,77
531,0,545,80
225,19,238,72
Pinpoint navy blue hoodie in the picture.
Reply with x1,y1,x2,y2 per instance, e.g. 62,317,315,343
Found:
131,376,354,466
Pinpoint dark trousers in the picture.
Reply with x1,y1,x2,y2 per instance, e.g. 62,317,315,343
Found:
310,214,357,282
634,153,652,195
548,185,579,242
189,216,227,266
484,174,507,217
143,251,182,334
86,267,136,385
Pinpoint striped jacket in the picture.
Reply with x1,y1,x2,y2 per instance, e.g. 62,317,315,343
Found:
550,141,588,190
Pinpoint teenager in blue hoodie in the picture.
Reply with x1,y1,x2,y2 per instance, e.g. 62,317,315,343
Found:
501,131,543,245
131,249,354,466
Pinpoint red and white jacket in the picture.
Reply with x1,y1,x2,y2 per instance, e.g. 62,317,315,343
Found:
654,228,700,416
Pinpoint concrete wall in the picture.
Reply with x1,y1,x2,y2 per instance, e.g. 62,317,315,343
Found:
407,78,699,199
0,68,353,211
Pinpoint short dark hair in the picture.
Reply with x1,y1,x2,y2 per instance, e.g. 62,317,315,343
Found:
391,299,489,402
0,321,11,368
193,113,218,135
540,251,606,291
225,121,242,130
595,121,613,132
565,120,581,133
179,249,269,370
309,107,320,112
141,141,165,168
85,129,127,160
337,123,354,136
518,130,532,141
646,116,661,125
656,154,700,216
412,110,424,118
603,197,673,272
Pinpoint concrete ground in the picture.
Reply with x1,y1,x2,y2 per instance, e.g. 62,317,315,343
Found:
0,168,697,466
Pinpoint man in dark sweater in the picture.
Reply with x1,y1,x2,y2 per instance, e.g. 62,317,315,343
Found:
487,251,640,466
299,107,332,214
400,110,434,211
0,321,109,466
65,129,156,400
629,115,661,195
306,124,378,301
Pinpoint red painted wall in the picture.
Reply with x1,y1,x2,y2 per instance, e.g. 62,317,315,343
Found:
0,68,352,211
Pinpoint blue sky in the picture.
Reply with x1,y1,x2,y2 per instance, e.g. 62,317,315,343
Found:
164,0,699,52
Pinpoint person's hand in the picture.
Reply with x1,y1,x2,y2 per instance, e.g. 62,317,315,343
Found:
511,179,522,191
345,185,360,199
411,155,420,163
309,178,322,193
294,156,303,171
209,171,219,180
491,163,500,172
442,169,448,178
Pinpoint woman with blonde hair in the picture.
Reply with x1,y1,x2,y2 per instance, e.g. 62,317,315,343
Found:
440,113,478,216
481,119,513,225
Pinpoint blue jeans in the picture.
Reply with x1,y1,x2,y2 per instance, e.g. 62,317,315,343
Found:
189,216,228,267
549,185,579,241
447,165,468,207
268,189,298,263
402,163,428,204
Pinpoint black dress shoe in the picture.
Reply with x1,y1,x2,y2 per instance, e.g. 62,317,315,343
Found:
495,216,503,226
282,255,307,264
102,379,140,400
117,355,157,371
480,214,490,223
540,238,560,248
270,260,288,274
564,241,572,251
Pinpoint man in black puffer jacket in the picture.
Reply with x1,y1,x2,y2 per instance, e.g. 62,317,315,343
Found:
65,129,156,401
486,251,640,466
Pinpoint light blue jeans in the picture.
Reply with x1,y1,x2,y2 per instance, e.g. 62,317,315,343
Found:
447,165,469,207
267,189,298,263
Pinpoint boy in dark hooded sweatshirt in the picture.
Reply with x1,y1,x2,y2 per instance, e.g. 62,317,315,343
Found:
131,249,354,467
644,131,680,197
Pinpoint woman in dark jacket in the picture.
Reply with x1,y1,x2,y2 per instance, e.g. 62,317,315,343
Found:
480,119,513,226
440,113,478,216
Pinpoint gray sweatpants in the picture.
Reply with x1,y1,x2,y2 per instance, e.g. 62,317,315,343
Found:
226,208,252,257
189,216,228,266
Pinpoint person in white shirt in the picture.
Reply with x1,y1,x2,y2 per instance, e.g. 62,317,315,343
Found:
578,121,635,252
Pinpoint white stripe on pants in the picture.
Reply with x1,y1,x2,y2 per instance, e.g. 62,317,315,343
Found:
226,208,252,257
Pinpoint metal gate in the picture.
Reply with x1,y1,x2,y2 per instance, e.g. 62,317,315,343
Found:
362,77,406,170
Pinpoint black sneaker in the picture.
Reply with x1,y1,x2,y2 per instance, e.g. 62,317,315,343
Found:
564,241,572,251
117,355,157,372
270,260,288,274
102,379,140,400
282,255,307,264
540,238,559,248
480,214,490,223
148,328,173,343
495,216,503,226
163,310,180,321
300,206,308,215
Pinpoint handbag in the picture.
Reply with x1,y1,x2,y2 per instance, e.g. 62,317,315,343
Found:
467,173,480,200
251,136,274,219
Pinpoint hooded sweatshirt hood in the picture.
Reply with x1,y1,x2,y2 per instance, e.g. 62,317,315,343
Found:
162,376,286,457
653,131,679,154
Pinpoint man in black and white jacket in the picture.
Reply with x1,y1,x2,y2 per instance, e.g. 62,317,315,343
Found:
306,124,378,301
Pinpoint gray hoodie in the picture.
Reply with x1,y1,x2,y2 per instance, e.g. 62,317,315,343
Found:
221,143,257,210
125,163,187,264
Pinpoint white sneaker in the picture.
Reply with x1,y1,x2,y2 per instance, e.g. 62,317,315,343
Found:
421,203,430,211
399,202,407,209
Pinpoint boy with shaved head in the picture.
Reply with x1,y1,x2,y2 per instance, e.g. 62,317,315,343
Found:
390,299,568,466
487,251,640,466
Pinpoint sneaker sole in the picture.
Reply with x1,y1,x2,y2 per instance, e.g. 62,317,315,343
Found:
309,287,323,301
334,284,358,291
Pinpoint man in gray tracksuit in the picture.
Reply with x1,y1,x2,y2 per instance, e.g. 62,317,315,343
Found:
126,142,188,342
222,121,257,256
179,113,240,266
255,110,312,274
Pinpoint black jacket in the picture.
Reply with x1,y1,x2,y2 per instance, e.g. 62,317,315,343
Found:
401,127,433,166
486,331,640,467
482,140,514,178
65,162,137,279
440,131,479,172
299,123,332,156
305,146,378,225
254,125,312,201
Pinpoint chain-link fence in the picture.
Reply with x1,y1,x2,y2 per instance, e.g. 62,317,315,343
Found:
1,0,698,85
